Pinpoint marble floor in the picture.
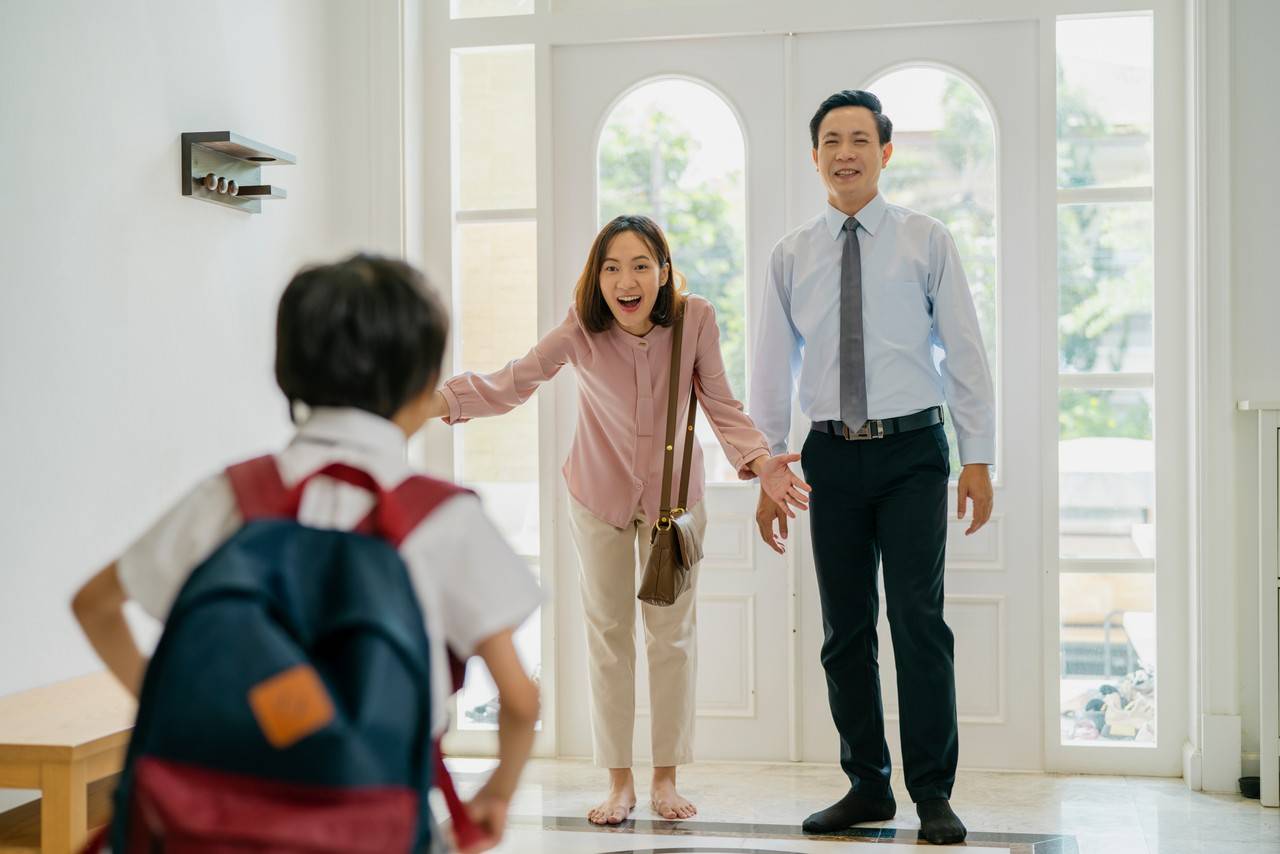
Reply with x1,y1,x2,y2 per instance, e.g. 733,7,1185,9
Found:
446,758,1280,854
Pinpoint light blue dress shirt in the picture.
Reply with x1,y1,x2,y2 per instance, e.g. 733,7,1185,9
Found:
748,193,996,465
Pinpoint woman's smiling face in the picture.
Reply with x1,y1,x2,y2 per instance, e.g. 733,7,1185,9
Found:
598,229,669,336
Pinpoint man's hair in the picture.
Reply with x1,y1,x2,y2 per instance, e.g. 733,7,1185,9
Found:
275,253,449,421
809,89,893,148
574,214,688,334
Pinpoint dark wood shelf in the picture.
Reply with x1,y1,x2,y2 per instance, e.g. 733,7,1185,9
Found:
235,185,287,200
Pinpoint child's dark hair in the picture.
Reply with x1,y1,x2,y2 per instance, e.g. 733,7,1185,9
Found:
275,253,449,422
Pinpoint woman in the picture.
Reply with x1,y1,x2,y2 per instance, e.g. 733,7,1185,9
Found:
429,215,809,825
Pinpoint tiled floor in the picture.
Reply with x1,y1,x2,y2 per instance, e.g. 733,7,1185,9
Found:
447,758,1280,853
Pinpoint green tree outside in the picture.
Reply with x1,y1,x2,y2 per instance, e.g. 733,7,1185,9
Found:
1056,60,1153,440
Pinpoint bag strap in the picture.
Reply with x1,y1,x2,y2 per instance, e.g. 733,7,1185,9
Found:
375,476,469,547
225,456,469,548
225,455,291,519
657,305,698,527
434,740,489,851
677,380,698,512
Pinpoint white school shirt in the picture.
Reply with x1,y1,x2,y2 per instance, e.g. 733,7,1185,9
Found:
749,194,996,464
116,407,543,735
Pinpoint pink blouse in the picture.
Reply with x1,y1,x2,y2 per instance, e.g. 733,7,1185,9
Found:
441,294,771,528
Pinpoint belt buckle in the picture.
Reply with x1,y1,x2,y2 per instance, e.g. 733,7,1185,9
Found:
841,420,884,441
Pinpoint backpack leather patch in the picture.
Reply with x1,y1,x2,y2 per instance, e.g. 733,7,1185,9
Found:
248,664,336,749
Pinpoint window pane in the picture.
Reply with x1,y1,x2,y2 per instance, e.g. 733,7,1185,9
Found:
1060,572,1155,746
451,0,533,19
1058,203,1153,373
453,220,541,731
1057,16,1153,188
454,220,540,555
869,67,998,477
453,47,535,209
597,79,746,482
1059,388,1154,559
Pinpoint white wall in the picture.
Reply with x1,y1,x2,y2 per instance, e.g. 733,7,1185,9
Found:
1228,0,1280,767
0,0,398,711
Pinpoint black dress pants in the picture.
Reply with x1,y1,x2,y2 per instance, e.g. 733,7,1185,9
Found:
800,421,957,803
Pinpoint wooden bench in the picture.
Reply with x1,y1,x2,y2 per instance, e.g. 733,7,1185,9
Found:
0,673,135,854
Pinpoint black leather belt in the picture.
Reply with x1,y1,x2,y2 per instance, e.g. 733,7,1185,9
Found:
812,406,944,441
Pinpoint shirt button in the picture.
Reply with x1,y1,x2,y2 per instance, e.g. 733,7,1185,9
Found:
634,479,643,490
638,341,647,348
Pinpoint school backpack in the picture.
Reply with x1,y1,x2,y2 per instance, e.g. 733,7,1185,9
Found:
99,456,482,853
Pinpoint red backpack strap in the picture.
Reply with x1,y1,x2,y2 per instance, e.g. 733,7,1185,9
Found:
434,740,491,851
367,477,476,692
359,475,473,548
225,456,293,520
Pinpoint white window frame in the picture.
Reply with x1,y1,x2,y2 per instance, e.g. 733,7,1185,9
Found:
1039,4,1189,775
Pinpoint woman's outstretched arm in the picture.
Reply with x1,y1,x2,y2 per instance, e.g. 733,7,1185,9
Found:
691,298,810,514
435,308,589,423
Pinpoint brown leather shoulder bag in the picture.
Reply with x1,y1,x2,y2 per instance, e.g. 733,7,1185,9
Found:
637,305,703,607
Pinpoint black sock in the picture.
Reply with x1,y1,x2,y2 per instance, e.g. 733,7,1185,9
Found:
916,798,966,845
802,788,896,833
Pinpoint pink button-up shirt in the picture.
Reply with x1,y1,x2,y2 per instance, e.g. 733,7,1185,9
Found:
441,294,771,528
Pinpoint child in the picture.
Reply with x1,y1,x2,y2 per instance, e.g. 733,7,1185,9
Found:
72,253,541,852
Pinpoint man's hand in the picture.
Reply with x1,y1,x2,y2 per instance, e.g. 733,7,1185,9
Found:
755,489,791,555
956,463,993,536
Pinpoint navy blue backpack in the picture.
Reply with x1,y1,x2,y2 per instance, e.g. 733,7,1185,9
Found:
98,457,479,853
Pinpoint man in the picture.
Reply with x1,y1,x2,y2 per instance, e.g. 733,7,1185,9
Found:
749,90,994,846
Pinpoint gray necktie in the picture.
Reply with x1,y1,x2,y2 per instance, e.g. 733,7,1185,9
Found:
840,217,868,430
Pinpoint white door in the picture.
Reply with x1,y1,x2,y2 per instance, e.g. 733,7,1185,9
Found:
552,36,791,762
552,20,1042,769
787,22,1042,771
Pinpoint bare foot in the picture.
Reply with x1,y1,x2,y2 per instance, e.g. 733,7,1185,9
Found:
587,769,636,826
650,767,697,821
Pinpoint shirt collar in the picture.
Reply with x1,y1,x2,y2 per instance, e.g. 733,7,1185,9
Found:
610,319,667,349
823,193,887,239
292,406,407,460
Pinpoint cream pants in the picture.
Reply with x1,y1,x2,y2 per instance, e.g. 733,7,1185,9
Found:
567,497,706,769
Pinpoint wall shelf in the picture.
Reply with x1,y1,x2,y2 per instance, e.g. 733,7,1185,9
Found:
181,132,295,214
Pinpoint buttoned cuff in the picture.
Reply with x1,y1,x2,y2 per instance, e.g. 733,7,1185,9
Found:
957,435,995,467
440,382,469,424
735,447,771,480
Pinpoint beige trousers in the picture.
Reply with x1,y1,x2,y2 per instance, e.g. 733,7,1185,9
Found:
567,497,707,769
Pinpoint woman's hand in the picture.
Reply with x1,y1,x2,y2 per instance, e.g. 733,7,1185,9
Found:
750,454,811,517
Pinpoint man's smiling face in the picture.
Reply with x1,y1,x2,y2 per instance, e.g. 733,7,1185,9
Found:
812,105,892,208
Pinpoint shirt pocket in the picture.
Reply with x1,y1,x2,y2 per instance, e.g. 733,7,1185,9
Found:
866,278,931,350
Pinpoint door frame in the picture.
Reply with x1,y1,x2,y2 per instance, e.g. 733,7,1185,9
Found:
550,36,793,762
411,0,1192,776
